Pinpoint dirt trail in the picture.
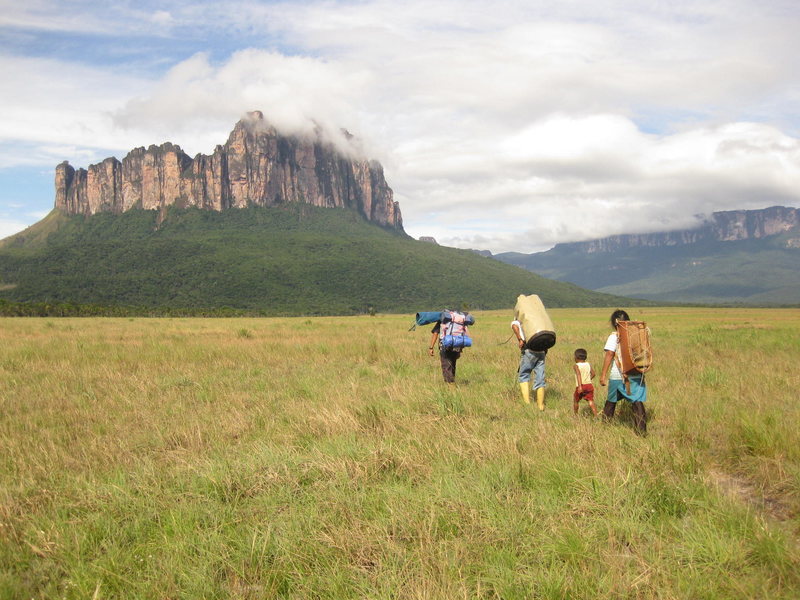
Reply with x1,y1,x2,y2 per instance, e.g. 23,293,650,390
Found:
707,467,794,525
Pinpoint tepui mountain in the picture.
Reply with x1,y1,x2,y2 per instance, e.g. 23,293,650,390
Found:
55,111,402,229
0,112,632,313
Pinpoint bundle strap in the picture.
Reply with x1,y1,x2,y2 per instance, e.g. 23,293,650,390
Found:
497,333,516,346
613,334,632,395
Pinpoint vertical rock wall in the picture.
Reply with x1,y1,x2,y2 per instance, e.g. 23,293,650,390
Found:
554,206,800,253
55,112,403,229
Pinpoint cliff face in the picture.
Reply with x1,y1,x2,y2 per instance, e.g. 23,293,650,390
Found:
557,206,800,254
54,111,403,229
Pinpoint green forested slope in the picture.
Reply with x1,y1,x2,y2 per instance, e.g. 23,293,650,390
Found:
0,206,629,314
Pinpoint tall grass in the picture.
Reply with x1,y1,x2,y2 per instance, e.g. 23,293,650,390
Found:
1,308,798,598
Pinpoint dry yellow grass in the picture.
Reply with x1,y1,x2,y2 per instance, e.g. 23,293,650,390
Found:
1,308,798,598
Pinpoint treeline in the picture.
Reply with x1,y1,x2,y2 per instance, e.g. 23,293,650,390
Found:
0,299,293,318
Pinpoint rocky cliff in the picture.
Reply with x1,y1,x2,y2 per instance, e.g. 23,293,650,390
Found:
55,111,403,229
557,206,800,254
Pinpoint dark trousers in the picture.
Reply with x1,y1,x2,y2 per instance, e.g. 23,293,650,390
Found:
439,349,461,382
603,400,647,434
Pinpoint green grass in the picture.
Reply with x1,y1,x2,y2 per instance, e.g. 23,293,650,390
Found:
1,308,798,598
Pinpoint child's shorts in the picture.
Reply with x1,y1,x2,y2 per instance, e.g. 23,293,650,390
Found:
574,383,595,403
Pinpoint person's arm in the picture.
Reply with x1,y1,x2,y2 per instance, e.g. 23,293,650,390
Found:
428,331,438,356
599,351,614,386
573,364,583,392
511,322,524,350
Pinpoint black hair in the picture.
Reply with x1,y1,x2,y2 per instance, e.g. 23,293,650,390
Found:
610,309,630,328
574,348,587,361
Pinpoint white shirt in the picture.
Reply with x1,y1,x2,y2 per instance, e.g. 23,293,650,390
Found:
604,333,622,380
575,361,592,386
511,319,524,341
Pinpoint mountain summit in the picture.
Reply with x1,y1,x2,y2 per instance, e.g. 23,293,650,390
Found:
54,111,402,229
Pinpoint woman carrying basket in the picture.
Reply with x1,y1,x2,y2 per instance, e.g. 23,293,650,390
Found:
599,309,648,434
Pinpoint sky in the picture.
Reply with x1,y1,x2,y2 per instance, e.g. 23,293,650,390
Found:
1,0,799,252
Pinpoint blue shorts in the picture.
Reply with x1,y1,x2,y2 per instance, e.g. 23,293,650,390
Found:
518,349,546,389
607,375,646,404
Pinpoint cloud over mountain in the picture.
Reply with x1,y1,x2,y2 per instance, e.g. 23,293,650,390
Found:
1,0,799,251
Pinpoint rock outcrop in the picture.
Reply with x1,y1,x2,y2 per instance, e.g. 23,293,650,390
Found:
556,206,800,254
55,111,403,229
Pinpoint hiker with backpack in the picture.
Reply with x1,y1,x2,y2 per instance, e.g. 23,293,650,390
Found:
427,310,473,383
511,318,548,409
511,294,556,410
599,309,650,434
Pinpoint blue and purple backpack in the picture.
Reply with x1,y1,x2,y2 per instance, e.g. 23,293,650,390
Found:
439,310,474,351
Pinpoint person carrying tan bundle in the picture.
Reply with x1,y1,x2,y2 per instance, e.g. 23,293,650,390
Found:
511,318,547,409
511,294,556,410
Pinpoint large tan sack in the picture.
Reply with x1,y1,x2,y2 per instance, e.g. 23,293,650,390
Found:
514,294,556,351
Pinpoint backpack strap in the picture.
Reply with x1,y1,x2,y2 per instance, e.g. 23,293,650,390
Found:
613,333,632,395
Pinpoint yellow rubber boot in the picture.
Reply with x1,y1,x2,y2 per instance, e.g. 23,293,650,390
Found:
519,382,531,404
535,387,545,411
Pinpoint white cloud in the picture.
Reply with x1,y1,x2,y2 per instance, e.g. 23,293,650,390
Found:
0,218,33,239
27,209,50,220
1,0,799,251
114,50,373,155
0,0,185,36
150,10,174,27
0,0,109,34
0,54,153,166
402,117,800,251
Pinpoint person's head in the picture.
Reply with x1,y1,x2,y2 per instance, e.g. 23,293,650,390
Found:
574,348,587,362
610,309,630,329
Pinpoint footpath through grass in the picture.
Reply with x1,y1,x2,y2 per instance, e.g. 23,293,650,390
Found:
1,308,798,599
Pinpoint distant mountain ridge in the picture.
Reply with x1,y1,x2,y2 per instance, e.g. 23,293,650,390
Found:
557,206,799,254
55,111,402,229
494,206,800,305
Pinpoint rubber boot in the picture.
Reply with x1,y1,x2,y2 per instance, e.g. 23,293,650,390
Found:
631,402,647,435
519,382,531,404
602,401,616,420
535,387,545,411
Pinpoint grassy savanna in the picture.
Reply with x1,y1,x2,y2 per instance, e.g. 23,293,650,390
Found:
1,308,798,599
